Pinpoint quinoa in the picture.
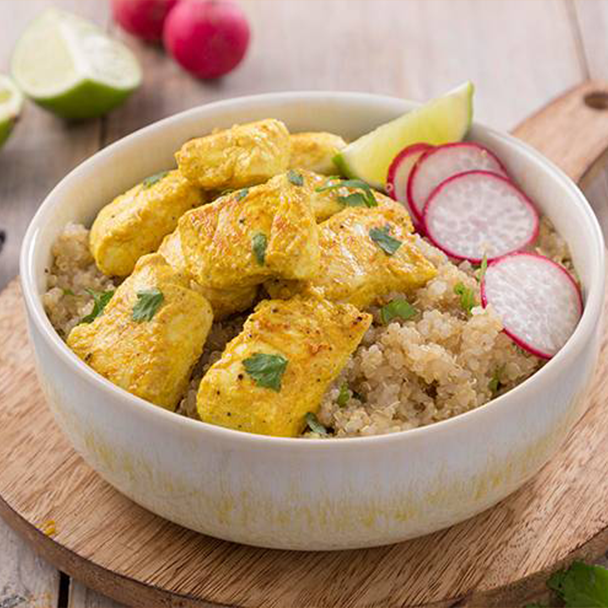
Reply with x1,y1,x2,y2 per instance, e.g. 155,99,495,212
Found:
43,218,572,438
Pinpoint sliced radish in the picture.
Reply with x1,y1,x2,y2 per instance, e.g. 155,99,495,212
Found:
408,142,508,221
481,253,583,359
423,171,539,263
386,143,433,231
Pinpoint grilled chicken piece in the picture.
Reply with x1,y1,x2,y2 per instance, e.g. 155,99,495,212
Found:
265,202,436,309
289,132,347,175
178,171,320,290
158,229,257,319
90,169,204,277
67,254,213,411
176,119,291,190
197,296,371,437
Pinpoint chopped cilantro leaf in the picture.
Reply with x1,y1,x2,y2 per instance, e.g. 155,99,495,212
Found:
132,288,164,322
369,225,402,255
548,561,608,607
477,254,488,283
142,170,170,189
252,233,267,265
62,288,75,296
243,353,288,391
337,192,368,207
337,383,351,407
316,178,377,208
380,298,418,324
305,412,328,435
287,170,304,186
454,282,476,315
236,188,249,201
80,289,115,324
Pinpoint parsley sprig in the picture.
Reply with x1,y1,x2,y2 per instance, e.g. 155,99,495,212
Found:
305,412,329,435
337,383,351,407
454,282,476,315
252,233,267,265
132,288,164,322
243,353,288,391
369,225,402,255
316,178,378,208
380,298,418,325
80,288,115,324
142,170,170,189
528,561,608,608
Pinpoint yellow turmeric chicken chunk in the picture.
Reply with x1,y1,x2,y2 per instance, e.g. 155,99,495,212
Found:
304,171,397,222
266,202,436,309
158,229,258,319
67,254,213,411
289,132,347,175
178,171,320,290
90,169,204,277
176,119,291,190
197,296,372,437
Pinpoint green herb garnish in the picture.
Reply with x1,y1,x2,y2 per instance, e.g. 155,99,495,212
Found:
547,561,608,607
337,383,351,407
243,353,288,391
305,412,328,435
80,289,115,324
236,188,249,201
488,365,505,395
62,288,75,296
132,288,164,322
142,170,170,189
252,233,268,265
316,178,377,208
476,254,488,283
380,298,418,324
287,170,304,186
369,225,402,255
454,282,476,315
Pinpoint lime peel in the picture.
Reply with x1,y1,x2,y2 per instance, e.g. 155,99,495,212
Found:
333,81,475,190
0,74,24,148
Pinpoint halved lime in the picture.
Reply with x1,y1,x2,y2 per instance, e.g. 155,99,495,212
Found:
334,82,475,189
0,74,24,148
11,8,142,121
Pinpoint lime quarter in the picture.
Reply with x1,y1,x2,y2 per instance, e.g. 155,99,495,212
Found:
0,74,24,148
334,81,475,190
11,8,142,121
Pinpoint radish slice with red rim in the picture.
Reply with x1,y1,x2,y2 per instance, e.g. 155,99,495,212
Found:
408,142,508,221
481,252,583,359
423,171,539,263
386,143,433,226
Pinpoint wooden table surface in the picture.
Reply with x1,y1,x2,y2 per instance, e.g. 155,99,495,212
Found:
1,0,608,606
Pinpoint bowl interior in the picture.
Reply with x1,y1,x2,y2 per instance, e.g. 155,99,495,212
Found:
21,91,605,439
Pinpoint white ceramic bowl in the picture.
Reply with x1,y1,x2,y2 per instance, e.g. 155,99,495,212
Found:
20,92,605,550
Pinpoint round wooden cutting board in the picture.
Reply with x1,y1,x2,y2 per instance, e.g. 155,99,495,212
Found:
2,81,608,608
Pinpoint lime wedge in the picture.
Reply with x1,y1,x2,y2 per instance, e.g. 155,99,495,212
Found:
334,82,475,189
11,8,142,120
0,74,24,148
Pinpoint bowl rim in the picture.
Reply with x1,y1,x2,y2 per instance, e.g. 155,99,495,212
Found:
20,90,606,449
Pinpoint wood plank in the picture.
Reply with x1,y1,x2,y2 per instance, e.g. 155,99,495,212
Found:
0,517,59,608
69,581,125,608
103,0,584,145
0,0,107,289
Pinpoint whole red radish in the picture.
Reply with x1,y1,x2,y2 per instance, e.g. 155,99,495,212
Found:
163,0,250,79
111,0,179,42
